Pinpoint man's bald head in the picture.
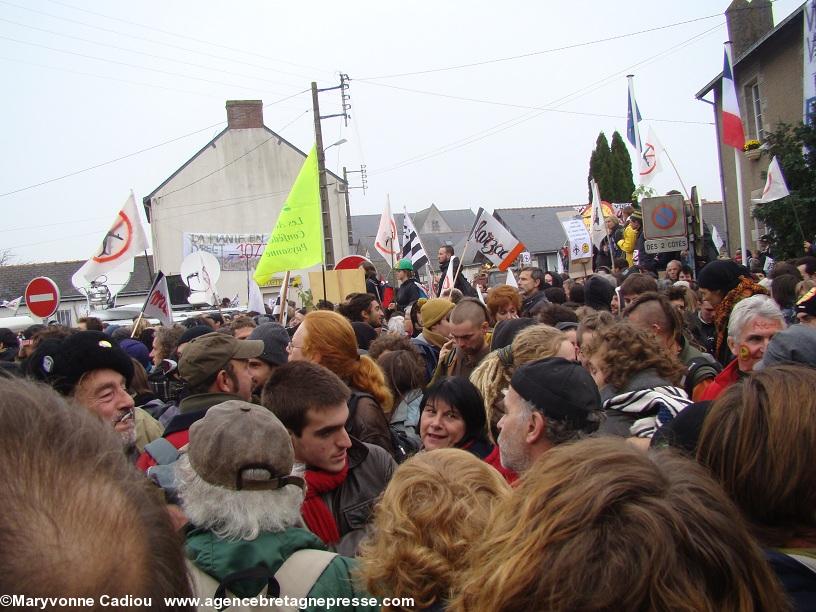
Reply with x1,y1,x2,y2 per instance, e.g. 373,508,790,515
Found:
450,298,489,327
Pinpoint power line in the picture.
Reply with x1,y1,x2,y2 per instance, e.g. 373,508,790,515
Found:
0,0,334,81
369,23,721,176
0,90,310,198
0,33,300,95
0,16,310,90
356,80,713,126
155,109,311,200
358,3,776,80
44,0,335,75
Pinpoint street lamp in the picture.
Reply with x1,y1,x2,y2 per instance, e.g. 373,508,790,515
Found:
324,138,347,151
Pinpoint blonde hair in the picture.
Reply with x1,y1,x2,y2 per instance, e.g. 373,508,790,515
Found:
302,311,393,411
470,325,566,438
450,438,790,612
357,449,509,609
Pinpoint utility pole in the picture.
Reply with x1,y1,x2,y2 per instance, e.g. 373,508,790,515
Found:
311,74,351,269
343,164,368,248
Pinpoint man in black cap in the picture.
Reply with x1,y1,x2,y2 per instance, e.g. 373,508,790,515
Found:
247,322,290,396
31,331,163,460
497,357,601,474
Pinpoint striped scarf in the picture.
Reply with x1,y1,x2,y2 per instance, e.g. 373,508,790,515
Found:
603,385,692,438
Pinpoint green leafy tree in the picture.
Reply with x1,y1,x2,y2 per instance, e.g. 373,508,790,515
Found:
609,131,636,203
752,122,816,260
588,131,635,203
588,132,611,202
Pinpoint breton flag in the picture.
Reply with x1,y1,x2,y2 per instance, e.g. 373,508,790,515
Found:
401,210,429,269
374,195,401,264
589,178,607,249
752,156,791,203
722,46,746,150
141,271,173,327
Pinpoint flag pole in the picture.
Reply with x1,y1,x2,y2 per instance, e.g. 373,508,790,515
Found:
130,272,161,338
661,147,690,200
279,271,291,324
733,148,749,262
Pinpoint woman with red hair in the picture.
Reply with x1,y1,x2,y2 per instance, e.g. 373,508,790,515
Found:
290,310,396,458
486,284,521,324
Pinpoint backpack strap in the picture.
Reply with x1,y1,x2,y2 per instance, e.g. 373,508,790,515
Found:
144,437,181,465
274,549,338,601
786,552,816,574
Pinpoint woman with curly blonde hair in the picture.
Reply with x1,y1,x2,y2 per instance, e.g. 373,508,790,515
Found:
449,438,789,612
358,448,510,611
290,310,395,457
581,320,691,439
470,324,574,441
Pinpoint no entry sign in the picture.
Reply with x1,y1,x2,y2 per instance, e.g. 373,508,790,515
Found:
641,195,687,240
25,277,61,319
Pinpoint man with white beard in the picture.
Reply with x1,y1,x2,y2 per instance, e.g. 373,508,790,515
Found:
32,331,161,461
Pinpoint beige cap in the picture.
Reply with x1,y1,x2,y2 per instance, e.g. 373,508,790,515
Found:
187,400,304,491
178,332,263,389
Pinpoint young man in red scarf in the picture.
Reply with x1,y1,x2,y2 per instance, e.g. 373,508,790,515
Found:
262,361,395,557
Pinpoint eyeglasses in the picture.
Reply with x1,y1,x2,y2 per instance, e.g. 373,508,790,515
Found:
287,342,304,353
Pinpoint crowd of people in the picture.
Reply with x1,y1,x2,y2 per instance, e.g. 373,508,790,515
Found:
1,239,815,611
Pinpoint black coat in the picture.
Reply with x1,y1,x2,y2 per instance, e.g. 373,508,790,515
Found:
436,260,476,297
395,277,421,311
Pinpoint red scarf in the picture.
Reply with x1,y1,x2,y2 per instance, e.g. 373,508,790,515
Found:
301,461,349,545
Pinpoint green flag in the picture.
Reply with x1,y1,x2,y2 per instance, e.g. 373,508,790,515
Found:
254,146,323,285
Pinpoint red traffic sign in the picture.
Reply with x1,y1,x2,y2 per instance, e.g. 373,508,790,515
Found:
334,254,373,270
25,277,61,319
641,195,687,240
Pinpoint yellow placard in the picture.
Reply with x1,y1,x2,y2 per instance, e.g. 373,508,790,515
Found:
308,269,366,304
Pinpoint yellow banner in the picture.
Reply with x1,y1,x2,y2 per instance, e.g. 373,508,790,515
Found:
253,146,323,285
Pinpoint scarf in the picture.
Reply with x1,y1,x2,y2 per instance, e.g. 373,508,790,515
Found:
422,327,449,349
713,277,769,360
301,461,349,545
603,385,692,439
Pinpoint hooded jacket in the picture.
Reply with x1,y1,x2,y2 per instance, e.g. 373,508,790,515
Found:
185,526,375,610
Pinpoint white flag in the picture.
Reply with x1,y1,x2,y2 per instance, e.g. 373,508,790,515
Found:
467,208,525,271
440,256,458,296
752,156,790,203
506,269,518,288
248,279,265,314
476,285,486,304
590,179,606,249
374,194,401,264
556,252,565,275
142,272,173,327
76,193,149,284
637,125,663,185
401,210,429,269
711,225,725,252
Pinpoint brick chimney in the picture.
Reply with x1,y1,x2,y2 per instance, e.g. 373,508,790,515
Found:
725,0,774,59
226,100,264,129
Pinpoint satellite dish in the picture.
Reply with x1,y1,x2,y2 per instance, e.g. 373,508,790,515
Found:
180,251,221,306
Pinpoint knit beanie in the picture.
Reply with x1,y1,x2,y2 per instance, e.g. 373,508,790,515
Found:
697,260,751,293
421,299,455,329
584,276,615,311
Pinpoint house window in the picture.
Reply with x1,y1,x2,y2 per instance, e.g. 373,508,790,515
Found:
431,220,440,232
744,80,764,140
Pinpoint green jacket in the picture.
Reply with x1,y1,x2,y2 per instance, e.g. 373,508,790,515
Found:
186,526,377,611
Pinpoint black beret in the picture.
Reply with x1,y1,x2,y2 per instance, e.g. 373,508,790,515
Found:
697,260,751,293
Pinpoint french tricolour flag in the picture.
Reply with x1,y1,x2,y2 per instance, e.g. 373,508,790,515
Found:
721,46,745,150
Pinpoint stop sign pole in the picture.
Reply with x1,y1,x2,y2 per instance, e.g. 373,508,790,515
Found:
24,277,61,319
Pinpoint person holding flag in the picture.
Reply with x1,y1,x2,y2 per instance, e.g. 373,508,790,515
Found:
437,246,476,298
391,258,421,312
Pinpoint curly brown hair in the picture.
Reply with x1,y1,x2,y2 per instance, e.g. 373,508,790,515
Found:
582,321,685,390
485,285,522,321
357,449,509,609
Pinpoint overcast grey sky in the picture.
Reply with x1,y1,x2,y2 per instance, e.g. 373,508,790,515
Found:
0,0,803,263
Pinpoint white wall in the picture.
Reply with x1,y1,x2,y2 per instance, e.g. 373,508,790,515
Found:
147,128,349,304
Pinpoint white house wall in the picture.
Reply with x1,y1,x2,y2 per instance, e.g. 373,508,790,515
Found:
148,129,349,305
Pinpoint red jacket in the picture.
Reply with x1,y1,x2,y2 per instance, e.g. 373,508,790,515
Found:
699,359,742,402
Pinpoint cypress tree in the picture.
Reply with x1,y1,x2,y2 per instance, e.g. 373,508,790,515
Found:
588,132,611,202
609,131,636,203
